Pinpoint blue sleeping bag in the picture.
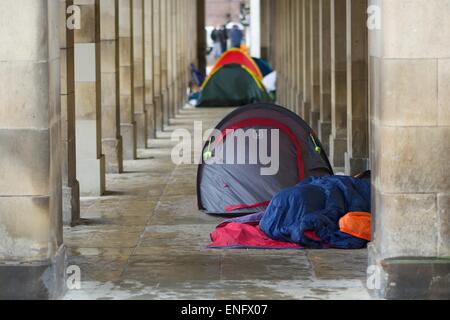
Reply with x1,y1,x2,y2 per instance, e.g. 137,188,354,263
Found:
260,176,371,249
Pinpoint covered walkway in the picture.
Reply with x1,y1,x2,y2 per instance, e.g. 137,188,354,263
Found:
64,107,369,300
0,0,449,300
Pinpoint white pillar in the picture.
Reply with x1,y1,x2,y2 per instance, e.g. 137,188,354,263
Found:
250,0,261,58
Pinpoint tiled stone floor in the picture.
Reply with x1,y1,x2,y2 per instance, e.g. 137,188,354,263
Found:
64,106,371,300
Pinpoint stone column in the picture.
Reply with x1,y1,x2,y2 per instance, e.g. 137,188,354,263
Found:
74,0,106,196
133,0,147,149
280,0,287,107
100,0,124,173
319,0,332,155
369,0,450,299
273,0,280,103
267,0,275,66
295,0,305,116
271,1,278,87
282,0,289,107
173,0,179,114
301,0,311,120
175,0,183,113
144,0,156,139
290,0,298,111
160,0,169,127
178,0,185,110
0,0,65,299
152,0,162,133
196,0,207,74
329,0,347,170
310,0,321,132
60,0,80,225
191,0,198,66
171,0,179,116
283,0,293,110
283,0,288,106
288,0,297,112
118,0,137,160
166,0,174,121
275,0,285,106
345,0,368,175
250,0,261,58
177,0,185,114
260,0,271,60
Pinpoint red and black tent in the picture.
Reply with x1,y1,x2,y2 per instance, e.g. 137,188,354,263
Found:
197,103,334,216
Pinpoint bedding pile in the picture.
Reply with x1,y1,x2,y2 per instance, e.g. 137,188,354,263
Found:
208,176,371,250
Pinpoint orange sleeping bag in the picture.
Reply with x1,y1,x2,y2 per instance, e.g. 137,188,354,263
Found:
339,212,371,241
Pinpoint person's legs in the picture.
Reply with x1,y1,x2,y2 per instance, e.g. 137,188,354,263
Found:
220,41,227,53
213,42,222,58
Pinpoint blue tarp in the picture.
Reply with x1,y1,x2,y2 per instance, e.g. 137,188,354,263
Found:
252,57,274,77
260,176,371,249
190,63,206,87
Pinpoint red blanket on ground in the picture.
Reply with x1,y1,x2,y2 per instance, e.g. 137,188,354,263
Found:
208,221,304,250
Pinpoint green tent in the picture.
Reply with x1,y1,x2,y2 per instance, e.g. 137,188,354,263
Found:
197,64,272,107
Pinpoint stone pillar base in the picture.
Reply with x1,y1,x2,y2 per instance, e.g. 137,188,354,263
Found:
291,88,298,112
329,135,347,169
135,111,148,149
285,89,290,110
295,93,303,117
63,181,80,226
302,101,311,123
146,103,156,140
276,77,283,105
309,110,320,133
369,245,450,300
345,153,369,176
153,96,163,133
77,155,106,197
173,81,179,115
172,84,178,117
121,122,137,160
181,83,187,107
318,121,332,156
283,84,289,109
162,89,170,128
175,85,181,114
0,245,67,300
103,137,124,174
168,84,174,120
287,85,295,111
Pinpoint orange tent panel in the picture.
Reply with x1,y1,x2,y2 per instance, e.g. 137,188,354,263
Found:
211,49,263,80
202,64,266,91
